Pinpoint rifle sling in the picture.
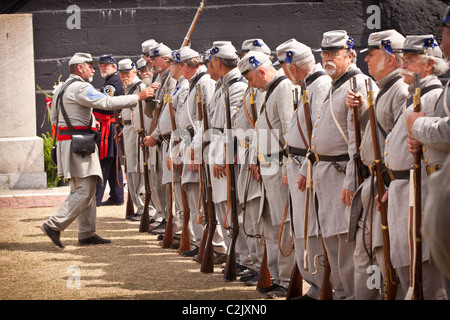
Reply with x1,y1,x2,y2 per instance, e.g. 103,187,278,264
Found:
373,75,402,139
189,72,207,94
261,75,289,157
394,84,444,124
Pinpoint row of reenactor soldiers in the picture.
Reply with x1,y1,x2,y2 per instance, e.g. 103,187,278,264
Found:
42,6,450,300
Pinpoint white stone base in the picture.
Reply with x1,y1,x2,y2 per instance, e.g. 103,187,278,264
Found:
0,137,47,189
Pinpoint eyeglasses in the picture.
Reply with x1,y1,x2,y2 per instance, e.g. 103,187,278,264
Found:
320,51,341,59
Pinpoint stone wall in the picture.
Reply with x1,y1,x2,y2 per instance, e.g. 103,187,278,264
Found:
0,14,46,188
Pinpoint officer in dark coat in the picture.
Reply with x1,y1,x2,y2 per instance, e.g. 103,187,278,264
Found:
94,53,125,206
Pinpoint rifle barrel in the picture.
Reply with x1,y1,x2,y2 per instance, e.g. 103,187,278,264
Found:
366,78,398,299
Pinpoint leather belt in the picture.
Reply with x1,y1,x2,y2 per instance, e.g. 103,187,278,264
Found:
309,152,350,164
386,169,410,180
286,146,307,157
160,133,171,143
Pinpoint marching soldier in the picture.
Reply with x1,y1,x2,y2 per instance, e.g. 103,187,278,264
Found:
346,29,407,299
144,42,177,234
233,39,270,285
41,53,154,248
311,30,374,299
382,34,448,299
276,38,331,300
207,41,252,273
173,46,216,256
420,6,450,294
240,50,295,298
94,53,125,207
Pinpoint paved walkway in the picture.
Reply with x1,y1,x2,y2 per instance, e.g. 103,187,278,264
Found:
0,186,71,209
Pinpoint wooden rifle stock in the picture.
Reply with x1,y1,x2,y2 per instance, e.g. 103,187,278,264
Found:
299,80,333,299
113,110,135,218
195,85,208,263
365,78,398,300
406,74,424,300
198,85,217,273
161,95,174,249
182,0,207,47
319,238,333,300
350,76,364,186
138,99,152,232
247,87,272,288
223,85,239,281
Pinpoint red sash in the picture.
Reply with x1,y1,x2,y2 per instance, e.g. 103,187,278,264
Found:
93,112,116,159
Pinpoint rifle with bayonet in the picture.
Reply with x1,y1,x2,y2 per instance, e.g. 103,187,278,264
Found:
299,79,333,300
112,110,135,218
181,0,206,47
138,98,152,233
405,74,424,300
223,84,239,281
365,78,398,300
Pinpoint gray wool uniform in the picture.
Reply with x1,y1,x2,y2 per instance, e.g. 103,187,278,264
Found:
234,86,265,272
144,68,177,223
47,73,139,240
284,63,331,299
384,74,448,300
348,68,408,300
309,64,375,300
207,67,251,268
122,76,149,215
253,69,295,288
176,65,216,250
151,75,190,234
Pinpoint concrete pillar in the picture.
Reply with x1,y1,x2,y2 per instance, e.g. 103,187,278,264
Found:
0,14,46,189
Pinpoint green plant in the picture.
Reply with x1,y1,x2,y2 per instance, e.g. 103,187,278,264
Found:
42,132,60,188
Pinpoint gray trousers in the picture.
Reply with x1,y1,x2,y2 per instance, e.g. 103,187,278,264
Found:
215,200,252,268
242,197,264,271
323,233,356,300
395,261,448,300
185,182,204,248
293,235,324,299
126,171,144,211
261,201,295,288
46,175,97,240
353,227,385,300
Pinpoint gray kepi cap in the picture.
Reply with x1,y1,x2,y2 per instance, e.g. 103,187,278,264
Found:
317,30,355,52
136,57,148,71
210,41,239,59
148,43,172,58
175,46,200,63
238,50,270,76
361,29,405,54
141,39,157,55
118,58,135,72
69,52,93,65
401,34,442,58
276,38,313,65
241,39,271,55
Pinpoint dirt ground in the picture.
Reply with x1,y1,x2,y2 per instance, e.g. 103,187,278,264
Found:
0,205,308,301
